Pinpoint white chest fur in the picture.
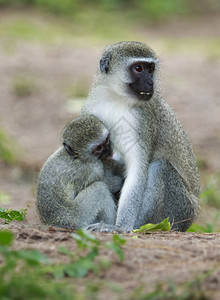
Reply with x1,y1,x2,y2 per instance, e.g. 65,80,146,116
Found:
84,89,139,167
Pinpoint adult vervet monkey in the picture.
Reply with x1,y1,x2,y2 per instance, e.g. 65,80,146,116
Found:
82,41,200,232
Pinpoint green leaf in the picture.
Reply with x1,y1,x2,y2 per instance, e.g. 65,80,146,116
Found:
51,257,96,279
15,250,48,265
0,128,18,164
187,223,220,233
106,243,124,262
0,191,11,204
0,207,12,223
8,210,25,221
64,257,95,278
205,223,215,233
113,234,126,246
0,230,13,246
105,235,126,262
86,247,99,261
0,207,27,224
72,229,99,249
43,264,65,279
133,217,171,233
52,267,65,279
58,245,72,256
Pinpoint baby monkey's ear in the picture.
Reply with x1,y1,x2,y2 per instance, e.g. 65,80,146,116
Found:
63,142,79,159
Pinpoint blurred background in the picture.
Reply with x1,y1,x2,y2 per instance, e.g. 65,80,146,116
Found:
0,0,220,230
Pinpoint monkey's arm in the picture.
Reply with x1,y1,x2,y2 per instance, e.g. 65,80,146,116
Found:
69,181,117,229
103,174,124,194
115,158,148,231
37,181,117,230
87,151,149,233
103,159,125,177
102,160,125,193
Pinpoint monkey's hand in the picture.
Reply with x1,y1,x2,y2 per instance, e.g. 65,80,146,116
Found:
86,222,130,233
104,175,124,194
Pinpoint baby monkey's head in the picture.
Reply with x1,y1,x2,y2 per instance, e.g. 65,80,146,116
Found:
62,115,112,162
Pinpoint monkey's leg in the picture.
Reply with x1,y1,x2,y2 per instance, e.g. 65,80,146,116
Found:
68,181,117,229
39,181,117,230
134,160,199,231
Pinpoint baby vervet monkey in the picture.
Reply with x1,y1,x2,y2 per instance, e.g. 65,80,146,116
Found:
36,115,124,230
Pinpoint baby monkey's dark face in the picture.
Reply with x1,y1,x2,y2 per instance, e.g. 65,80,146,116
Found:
92,134,112,160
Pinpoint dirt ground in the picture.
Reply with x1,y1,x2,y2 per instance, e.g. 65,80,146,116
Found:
1,222,220,299
0,10,220,299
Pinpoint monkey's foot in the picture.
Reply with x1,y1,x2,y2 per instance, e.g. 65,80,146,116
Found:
86,222,115,232
86,222,130,233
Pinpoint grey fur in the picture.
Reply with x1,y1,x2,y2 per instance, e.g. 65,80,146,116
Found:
83,41,200,232
36,115,124,229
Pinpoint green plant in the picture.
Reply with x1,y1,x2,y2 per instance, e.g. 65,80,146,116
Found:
0,229,126,299
35,0,79,15
0,228,216,300
196,157,208,170
135,0,187,21
66,77,90,99
1,0,219,27
12,75,37,97
133,218,171,234
0,191,11,204
0,208,27,224
105,234,126,262
0,230,78,300
200,173,220,208
0,128,19,164
46,229,126,279
129,275,209,300
187,211,220,233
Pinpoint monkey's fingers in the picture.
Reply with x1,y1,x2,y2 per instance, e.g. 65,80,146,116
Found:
86,222,116,233
86,222,131,233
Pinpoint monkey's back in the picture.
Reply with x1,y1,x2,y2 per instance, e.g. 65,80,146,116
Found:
36,147,104,225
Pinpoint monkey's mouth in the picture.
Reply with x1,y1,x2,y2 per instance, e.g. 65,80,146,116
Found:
100,147,113,161
137,91,153,101
128,83,153,101
140,91,150,96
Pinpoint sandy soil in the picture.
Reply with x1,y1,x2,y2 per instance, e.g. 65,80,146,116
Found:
1,223,220,299
0,10,220,299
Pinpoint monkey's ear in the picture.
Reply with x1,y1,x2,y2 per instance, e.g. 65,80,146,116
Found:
100,54,112,73
63,142,78,159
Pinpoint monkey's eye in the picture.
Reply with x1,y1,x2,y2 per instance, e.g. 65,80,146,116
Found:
63,142,72,153
134,65,143,73
148,63,155,74
63,142,78,158
104,135,110,145
95,144,104,153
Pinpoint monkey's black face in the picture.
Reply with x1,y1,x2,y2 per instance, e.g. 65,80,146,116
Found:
92,134,112,160
128,61,155,101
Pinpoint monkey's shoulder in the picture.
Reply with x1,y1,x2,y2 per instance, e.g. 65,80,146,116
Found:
38,147,104,186
39,147,76,176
